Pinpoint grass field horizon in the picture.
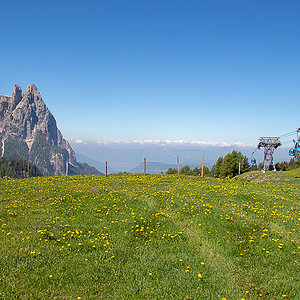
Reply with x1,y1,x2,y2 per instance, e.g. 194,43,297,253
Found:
0,172,299,299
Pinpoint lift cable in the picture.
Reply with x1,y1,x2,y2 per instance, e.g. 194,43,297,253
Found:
279,130,297,138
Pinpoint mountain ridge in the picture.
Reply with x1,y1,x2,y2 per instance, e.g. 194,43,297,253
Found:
0,84,101,176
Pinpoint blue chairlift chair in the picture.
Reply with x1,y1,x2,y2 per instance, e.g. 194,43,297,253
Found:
289,148,296,156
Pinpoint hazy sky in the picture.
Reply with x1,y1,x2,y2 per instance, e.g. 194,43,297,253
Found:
1,0,299,146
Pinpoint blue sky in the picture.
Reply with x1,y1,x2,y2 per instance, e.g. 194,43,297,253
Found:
1,0,299,146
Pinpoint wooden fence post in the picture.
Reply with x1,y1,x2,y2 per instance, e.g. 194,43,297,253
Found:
201,153,204,177
279,169,282,183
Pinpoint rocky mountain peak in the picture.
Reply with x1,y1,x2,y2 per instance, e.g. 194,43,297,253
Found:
0,83,101,176
11,84,22,110
25,83,39,93
12,84,22,98
22,83,42,104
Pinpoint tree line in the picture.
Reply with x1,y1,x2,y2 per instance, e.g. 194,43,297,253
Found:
167,150,249,178
166,150,299,178
166,165,212,177
0,157,42,179
274,157,299,171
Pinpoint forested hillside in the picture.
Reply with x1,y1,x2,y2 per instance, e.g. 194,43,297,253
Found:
0,157,42,178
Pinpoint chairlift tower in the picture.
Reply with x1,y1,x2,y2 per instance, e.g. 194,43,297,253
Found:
257,137,281,171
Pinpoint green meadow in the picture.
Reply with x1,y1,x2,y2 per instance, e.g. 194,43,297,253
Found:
0,173,299,299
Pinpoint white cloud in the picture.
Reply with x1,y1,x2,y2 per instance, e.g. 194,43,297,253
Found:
74,139,85,144
94,139,254,147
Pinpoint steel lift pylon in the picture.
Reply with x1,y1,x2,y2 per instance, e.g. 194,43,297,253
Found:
257,137,281,172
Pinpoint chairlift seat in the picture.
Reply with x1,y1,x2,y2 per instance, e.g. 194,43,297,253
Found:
289,148,296,156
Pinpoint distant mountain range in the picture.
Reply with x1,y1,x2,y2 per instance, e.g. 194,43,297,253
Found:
76,153,117,174
71,140,293,174
0,84,101,176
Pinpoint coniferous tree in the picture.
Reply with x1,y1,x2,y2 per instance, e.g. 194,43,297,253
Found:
0,157,42,178
213,151,250,178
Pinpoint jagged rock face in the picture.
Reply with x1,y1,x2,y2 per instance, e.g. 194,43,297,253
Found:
0,84,100,176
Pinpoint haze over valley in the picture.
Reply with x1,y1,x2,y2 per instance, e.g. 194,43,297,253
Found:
71,139,292,174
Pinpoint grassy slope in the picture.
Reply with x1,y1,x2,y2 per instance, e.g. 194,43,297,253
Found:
285,167,300,178
0,175,299,299
239,167,300,183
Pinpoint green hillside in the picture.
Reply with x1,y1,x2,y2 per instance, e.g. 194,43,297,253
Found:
239,167,300,183
285,167,300,178
0,175,299,299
